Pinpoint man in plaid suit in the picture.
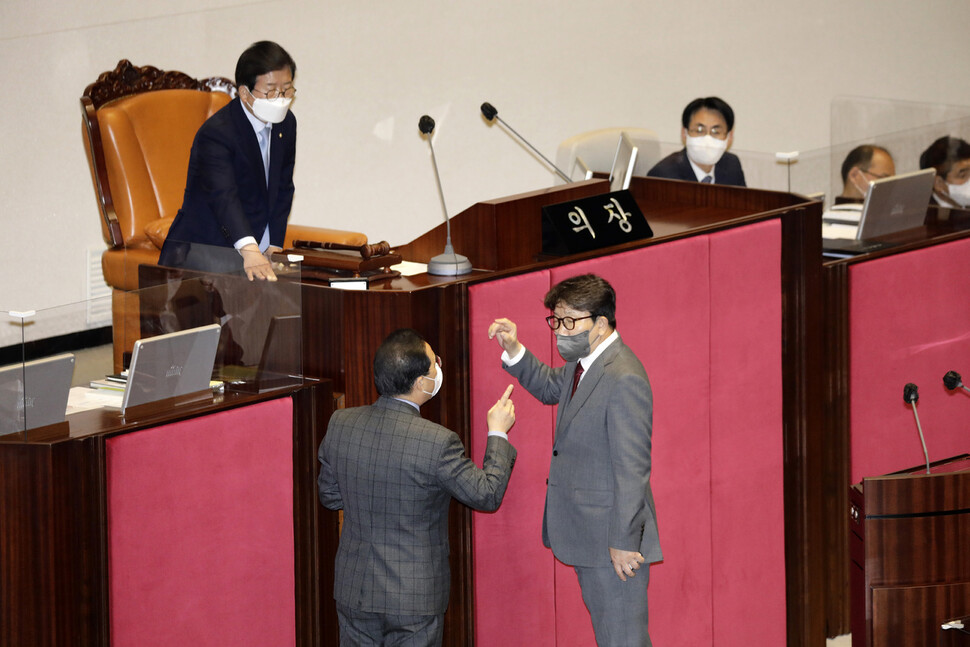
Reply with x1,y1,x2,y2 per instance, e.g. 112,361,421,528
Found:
318,328,517,646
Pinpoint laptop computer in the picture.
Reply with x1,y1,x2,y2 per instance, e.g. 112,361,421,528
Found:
609,132,639,192
0,353,75,435
823,168,935,257
121,323,221,415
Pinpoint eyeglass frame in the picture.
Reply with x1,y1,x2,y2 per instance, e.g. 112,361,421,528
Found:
249,86,297,100
684,124,728,140
545,314,595,331
858,167,892,181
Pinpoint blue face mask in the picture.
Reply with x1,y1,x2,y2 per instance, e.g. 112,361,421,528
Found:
556,330,591,362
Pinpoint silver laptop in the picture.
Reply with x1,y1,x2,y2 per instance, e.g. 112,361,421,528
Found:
856,168,935,238
609,132,639,192
121,323,221,414
0,353,75,435
823,168,935,256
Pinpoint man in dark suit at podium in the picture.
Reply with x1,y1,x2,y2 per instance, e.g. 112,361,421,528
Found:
159,40,297,281
647,96,746,187
318,329,517,646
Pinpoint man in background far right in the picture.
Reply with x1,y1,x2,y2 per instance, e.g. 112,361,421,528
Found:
920,136,970,209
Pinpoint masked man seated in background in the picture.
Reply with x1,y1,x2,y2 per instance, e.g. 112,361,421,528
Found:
647,96,746,187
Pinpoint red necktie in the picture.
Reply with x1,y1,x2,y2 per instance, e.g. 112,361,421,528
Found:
571,363,584,398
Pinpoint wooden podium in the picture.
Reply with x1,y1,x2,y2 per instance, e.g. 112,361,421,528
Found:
850,455,970,646
0,382,335,647
135,176,825,646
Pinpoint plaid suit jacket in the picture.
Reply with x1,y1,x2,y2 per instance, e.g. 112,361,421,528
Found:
318,396,516,615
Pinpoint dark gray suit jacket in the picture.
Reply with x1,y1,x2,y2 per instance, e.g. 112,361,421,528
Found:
506,336,661,568
647,148,746,187
317,396,516,615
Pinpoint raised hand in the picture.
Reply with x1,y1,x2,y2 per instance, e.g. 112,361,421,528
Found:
486,384,516,433
487,318,522,357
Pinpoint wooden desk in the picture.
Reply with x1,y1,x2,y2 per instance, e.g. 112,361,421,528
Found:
824,205,970,637
850,455,970,646
0,381,335,647
293,177,825,647
136,176,825,646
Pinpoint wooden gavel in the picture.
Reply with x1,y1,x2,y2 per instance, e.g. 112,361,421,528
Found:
292,240,392,259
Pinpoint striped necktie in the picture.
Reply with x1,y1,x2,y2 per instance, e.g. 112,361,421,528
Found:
701,175,713,184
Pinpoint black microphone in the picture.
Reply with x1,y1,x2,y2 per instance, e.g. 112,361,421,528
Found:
479,101,573,183
417,115,472,276
904,383,919,404
943,370,970,394
904,383,930,474
418,115,434,135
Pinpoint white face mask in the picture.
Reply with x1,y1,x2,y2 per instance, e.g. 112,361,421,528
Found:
249,96,292,124
852,171,873,199
420,365,443,398
685,134,728,168
946,180,970,208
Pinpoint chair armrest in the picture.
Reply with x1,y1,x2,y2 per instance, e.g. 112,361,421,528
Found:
283,224,367,249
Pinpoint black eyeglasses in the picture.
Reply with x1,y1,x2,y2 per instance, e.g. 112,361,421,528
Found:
545,315,593,331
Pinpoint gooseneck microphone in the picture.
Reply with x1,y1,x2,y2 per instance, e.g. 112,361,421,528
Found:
943,370,970,395
479,102,573,183
904,383,930,474
418,115,472,276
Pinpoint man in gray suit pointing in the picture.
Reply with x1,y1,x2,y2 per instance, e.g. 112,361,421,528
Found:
488,273,661,647
318,328,517,646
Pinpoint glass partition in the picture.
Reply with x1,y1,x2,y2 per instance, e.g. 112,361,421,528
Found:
830,96,970,146
569,98,970,201
1,299,110,440
133,243,305,395
558,133,800,193
789,98,970,206
0,243,304,440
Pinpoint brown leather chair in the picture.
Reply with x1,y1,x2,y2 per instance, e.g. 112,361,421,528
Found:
81,60,366,371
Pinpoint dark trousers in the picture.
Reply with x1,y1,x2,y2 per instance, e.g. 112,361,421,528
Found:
336,604,444,647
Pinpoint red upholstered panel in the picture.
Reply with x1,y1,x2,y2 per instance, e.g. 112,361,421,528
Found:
470,271,558,647
106,398,295,647
849,237,970,483
468,223,786,646
550,239,715,646
709,220,786,646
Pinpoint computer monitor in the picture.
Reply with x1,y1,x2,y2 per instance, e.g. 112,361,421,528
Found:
608,132,639,192
121,324,221,415
0,353,75,435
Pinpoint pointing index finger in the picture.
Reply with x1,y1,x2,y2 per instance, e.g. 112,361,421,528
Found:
501,384,514,402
